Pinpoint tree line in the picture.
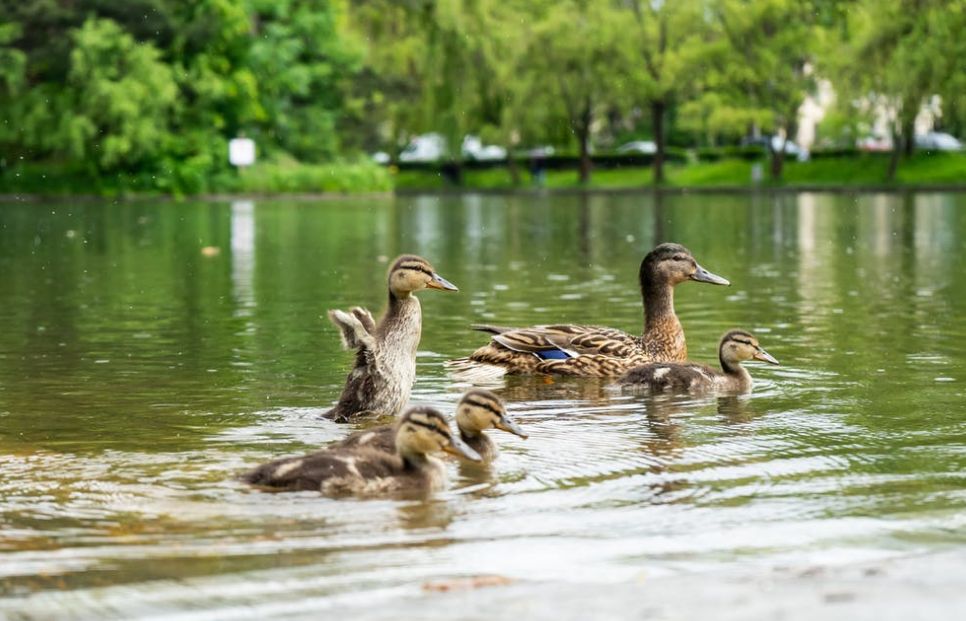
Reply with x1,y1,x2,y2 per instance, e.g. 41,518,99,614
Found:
0,0,963,192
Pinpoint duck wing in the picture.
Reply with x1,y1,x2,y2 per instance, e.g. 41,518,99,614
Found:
243,447,403,492
618,362,716,392
490,324,638,359
328,308,377,356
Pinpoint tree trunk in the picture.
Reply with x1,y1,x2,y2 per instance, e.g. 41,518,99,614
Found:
902,116,915,158
885,125,901,182
507,152,520,186
578,133,591,184
576,100,592,185
769,143,785,181
652,100,666,185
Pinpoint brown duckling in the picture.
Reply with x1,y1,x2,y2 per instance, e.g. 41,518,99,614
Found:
447,243,728,379
244,406,481,496
324,255,458,422
337,389,527,463
617,330,779,394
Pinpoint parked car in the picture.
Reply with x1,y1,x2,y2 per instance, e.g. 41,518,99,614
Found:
740,135,801,155
399,133,447,162
462,135,507,161
915,132,963,151
522,145,555,158
370,151,391,165
857,135,893,152
616,140,657,155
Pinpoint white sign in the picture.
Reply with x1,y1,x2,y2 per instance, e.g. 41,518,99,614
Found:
229,138,256,167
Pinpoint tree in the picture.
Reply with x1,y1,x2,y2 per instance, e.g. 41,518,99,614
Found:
248,0,362,161
526,0,629,184
834,0,966,180
714,0,820,180
620,0,713,184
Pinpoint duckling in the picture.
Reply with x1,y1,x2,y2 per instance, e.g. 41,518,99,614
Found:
617,330,779,394
447,243,729,378
337,389,527,462
244,406,481,496
323,255,458,422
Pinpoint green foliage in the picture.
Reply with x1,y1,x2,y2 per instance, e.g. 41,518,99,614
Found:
67,18,179,170
0,0,364,194
232,158,393,194
1,0,963,194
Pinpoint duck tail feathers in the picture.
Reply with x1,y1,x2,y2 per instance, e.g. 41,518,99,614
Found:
472,324,515,335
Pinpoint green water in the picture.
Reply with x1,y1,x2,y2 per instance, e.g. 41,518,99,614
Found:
1,192,965,618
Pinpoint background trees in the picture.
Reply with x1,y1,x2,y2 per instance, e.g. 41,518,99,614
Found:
0,0,963,192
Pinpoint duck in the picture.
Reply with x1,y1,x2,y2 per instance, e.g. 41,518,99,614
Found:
336,389,527,463
447,243,729,378
323,255,458,422
243,406,481,496
617,329,779,394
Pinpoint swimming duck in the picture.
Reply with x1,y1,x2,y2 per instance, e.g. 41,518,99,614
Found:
447,243,728,378
337,389,527,462
617,330,779,393
244,406,481,495
323,255,458,422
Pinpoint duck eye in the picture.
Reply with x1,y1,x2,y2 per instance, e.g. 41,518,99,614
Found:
672,255,687,261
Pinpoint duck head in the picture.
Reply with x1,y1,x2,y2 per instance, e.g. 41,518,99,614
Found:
639,243,730,290
719,330,780,369
455,389,528,439
395,406,482,462
388,255,458,298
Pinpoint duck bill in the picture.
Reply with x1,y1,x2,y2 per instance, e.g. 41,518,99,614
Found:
496,417,529,439
444,436,482,462
753,348,780,365
426,272,459,291
690,263,730,286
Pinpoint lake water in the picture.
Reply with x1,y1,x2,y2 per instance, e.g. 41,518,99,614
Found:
1,192,965,619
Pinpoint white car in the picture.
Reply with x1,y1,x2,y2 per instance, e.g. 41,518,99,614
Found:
616,140,657,154
857,135,893,152
462,135,507,161
399,133,447,162
915,132,963,151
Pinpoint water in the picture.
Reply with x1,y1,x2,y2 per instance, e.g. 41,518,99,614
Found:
1,192,965,618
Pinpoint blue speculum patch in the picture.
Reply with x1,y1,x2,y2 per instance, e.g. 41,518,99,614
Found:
535,348,572,360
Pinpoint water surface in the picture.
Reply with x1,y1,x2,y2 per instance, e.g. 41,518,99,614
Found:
1,192,965,618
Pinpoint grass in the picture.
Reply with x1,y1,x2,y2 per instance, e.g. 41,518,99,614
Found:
0,158,393,197
395,152,966,191
231,160,393,194
4,153,963,197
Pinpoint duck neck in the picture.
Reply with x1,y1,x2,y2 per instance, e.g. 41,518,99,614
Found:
399,447,429,470
460,428,492,460
383,289,422,341
719,353,752,391
642,281,679,334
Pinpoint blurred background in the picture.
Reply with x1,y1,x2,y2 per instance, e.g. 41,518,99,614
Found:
0,0,963,196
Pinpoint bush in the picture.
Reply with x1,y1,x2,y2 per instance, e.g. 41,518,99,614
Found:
229,159,393,194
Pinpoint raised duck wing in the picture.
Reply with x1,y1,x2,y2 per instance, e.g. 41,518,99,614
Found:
328,308,377,352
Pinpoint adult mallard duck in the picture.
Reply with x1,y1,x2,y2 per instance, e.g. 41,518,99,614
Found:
323,255,458,422
447,243,728,378
337,389,527,463
244,406,481,495
617,329,779,394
